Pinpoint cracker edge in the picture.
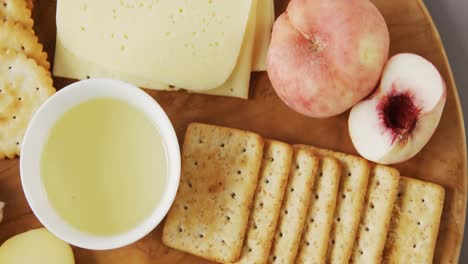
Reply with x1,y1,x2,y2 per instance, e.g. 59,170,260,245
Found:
350,164,400,263
296,156,342,264
0,48,54,159
293,144,371,263
162,122,265,263
235,139,293,264
382,176,445,263
268,148,319,263
0,20,49,70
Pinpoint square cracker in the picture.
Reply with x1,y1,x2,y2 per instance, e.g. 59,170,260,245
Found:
294,145,371,264
162,123,264,263
350,165,400,264
268,149,319,264
382,177,445,264
295,157,341,264
235,140,293,264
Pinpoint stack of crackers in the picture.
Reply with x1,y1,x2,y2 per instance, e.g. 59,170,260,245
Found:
163,123,445,264
0,0,55,159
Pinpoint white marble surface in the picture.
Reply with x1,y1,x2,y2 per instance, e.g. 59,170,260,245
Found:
424,0,468,262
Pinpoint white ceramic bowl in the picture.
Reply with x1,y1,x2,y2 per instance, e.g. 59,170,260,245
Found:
20,78,180,250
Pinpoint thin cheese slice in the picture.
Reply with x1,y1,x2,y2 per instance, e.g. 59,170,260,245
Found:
54,0,257,99
54,33,253,99
53,37,170,90
55,0,253,91
199,0,257,99
252,0,275,71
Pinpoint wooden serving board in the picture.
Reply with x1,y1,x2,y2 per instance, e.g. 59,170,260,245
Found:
0,0,465,263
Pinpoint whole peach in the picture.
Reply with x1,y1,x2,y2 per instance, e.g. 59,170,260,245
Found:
267,0,390,118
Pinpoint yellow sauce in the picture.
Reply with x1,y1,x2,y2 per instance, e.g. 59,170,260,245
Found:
41,98,167,235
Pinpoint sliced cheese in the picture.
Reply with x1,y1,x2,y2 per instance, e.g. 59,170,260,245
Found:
55,0,253,91
53,37,169,90
199,0,258,99
54,0,258,99
0,228,75,264
54,26,254,99
252,0,275,72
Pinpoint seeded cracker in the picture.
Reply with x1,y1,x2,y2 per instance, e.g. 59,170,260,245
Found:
382,177,444,264
0,21,49,69
268,149,319,264
235,140,293,264
350,165,400,264
0,49,54,159
294,145,371,264
295,157,341,264
162,123,264,263
0,0,33,29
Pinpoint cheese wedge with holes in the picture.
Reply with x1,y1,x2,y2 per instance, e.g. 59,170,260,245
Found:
54,18,255,99
199,0,257,99
55,0,253,91
54,38,170,90
252,0,275,71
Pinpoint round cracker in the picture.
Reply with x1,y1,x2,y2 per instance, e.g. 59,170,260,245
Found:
0,49,55,159
0,21,49,69
0,0,33,29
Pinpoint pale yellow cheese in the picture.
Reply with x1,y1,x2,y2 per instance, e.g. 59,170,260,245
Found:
54,0,259,99
55,0,253,91
54,23,255,99
54,37,170,90
0,228,75,264
199,0,258,99
53,0,264,99
252,0,275,72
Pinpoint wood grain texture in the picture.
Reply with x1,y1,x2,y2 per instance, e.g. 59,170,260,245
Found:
0,0,465,263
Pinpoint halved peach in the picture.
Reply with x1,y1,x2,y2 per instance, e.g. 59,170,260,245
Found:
349,53,446,164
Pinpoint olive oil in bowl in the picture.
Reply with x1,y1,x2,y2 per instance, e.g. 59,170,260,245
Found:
41,98,167,236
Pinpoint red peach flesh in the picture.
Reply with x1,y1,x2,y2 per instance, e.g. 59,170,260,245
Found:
378,90,421,144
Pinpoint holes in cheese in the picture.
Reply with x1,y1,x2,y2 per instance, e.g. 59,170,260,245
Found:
55,0,253,91
53,36,170,90
199,0,258,99
54,0,272,98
